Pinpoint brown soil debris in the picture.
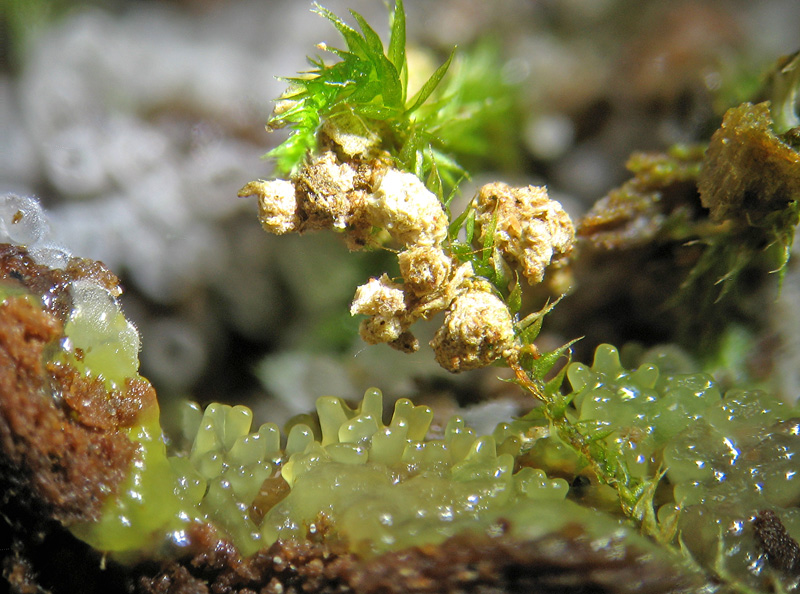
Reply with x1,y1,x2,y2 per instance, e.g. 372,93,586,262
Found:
0,294,135,524
0,243,121,322
753,509,800,574
0,244,156,593
51,363,155,433
0,245,143,525
138,522,699,594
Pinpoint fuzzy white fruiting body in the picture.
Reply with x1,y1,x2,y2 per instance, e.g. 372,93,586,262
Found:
475,182,574,285
366,169,448,247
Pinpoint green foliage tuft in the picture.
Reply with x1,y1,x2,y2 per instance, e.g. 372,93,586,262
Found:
264,3,524,201
266,1,457,180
